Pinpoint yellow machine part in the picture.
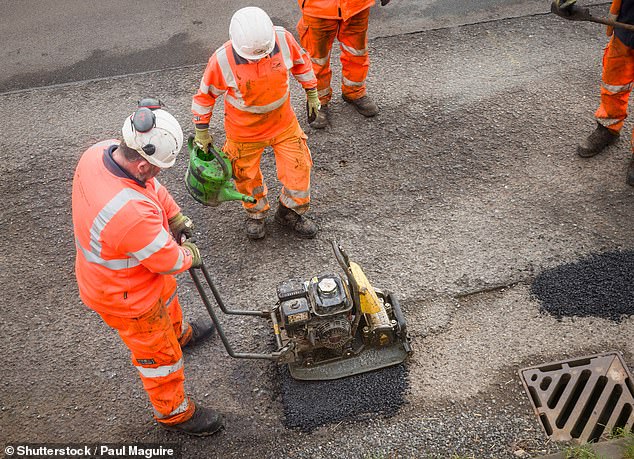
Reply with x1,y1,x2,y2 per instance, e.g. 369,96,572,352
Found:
349,262,391,327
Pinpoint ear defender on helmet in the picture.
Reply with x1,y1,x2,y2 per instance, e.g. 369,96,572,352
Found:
122,106,184,169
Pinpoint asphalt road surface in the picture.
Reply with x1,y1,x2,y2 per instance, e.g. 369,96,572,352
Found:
1,1,633,459
0,0,604,93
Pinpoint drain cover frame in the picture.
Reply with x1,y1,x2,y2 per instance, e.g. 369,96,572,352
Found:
519,351,634,443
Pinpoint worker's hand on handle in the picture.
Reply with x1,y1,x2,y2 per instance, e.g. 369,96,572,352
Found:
306,88,321,124
182,240,202,269
551,0,590,21
169,212,194,242
194,125,213,152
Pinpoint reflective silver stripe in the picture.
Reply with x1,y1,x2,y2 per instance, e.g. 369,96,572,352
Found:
199,80,225,97
318,87,331,97
216,45,289,115
179,322,190,340
293,58,305,66
275,27,294,70
340,43,367,57
77,188,161,270
279,193,297,209
597,117,622,127
282,187,310,199
601,81,633,94
160,249,185,275
311,55,330,66
342,76,364,87
130,228,170,261
295,71,315,82
191,101,213,115
246,197,268,214
166,290,178,307
136,358,183,378
226,92,289,114
153,177,162,192
155,398,190,419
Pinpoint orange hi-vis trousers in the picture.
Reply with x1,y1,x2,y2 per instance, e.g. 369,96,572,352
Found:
298,7,371,105
223,119,312,219
98,276,195,425
596,35,634,148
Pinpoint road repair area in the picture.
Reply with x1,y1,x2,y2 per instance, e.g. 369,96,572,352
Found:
1,3,633,459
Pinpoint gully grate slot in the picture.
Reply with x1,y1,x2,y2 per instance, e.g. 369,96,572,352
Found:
519,352,634,443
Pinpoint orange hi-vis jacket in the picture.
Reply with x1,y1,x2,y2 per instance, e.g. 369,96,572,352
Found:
298,0,375,21
191,27,317,142
72,140,194,318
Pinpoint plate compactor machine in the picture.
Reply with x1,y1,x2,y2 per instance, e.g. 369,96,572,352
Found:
189,241,413,380
183,139,412,380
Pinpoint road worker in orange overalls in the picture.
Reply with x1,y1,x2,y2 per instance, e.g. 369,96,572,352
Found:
192,6,320,240
72,101,223,436
296,0,391,129
568,0,634,185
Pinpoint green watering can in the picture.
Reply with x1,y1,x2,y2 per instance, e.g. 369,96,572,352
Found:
185,136,257,207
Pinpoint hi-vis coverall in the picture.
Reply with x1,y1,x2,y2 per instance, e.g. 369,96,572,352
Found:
72,141,196,425
297,0,375,104
596,0,634,145
191,27,318,218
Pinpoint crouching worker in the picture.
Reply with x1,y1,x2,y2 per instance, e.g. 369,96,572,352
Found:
192,6,320,240
71,101,223,436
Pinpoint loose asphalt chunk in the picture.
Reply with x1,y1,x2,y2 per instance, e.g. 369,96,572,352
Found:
278,363,409,432
530,250,634,321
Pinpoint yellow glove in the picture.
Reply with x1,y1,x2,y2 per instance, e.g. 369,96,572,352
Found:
194,127,213,152
182,240,202,268
168,212,194,243
306,88,321,121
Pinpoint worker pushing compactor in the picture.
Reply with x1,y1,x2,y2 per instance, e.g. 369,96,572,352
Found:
192,6,320,240
71,100,224,437
553,0,634,185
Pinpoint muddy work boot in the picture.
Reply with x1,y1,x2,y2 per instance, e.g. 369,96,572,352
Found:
309,105,328,129
342,94,379,117
245,217,266,240
162,404,224,437
274,205,318,239
627,156,634,187
577,123,620,158
181,318,215,349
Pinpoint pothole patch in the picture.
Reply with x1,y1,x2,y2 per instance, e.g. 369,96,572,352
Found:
530,249,634,321
279,363,409,432
519,352,634,444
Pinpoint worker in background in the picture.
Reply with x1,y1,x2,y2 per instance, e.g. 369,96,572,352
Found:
297,0,391,129
555,0,634,185
71,100,223,436
192,6,320,240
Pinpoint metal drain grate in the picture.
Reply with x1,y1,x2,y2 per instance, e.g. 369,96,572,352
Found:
519,351,634,443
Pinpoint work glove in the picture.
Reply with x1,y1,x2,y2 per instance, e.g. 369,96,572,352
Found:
168,212,194,243
306,88,321,124
550,0,591,21
381,0,391,5
194,126,213,152
182,240,202,268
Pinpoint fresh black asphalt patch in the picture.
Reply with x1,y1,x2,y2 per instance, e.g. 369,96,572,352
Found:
278,363,409,432
531,249,634,321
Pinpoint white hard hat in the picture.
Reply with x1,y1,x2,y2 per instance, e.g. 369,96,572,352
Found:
121,108,183,169
229,6,275,61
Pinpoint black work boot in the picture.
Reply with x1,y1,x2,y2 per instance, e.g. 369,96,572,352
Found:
162,404,224,437
310,104,328,129
342,94,379,117
245,217,265,240
577,123,620,158
627,156,634,187
274,205,318,239
181,318,215,349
